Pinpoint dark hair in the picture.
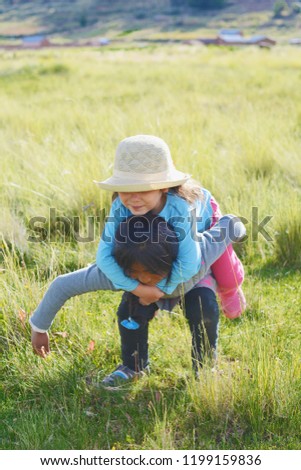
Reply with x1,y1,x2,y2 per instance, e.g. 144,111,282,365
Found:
113,213,179,279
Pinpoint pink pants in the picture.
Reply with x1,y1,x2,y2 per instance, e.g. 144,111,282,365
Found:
209,197,245,318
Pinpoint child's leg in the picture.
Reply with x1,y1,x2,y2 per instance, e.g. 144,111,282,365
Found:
166,215,246,300
198,215,246,274
208,197,246,318
117,294,156,371
211,246,246,319
30,263,116,331
183,287,219,374
211,245,244,288
126,293,157,327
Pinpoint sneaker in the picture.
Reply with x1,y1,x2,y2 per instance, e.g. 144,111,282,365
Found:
101,364,149,390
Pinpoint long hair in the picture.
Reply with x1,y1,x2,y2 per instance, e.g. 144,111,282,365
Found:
113,213,179,280
112,179,203,205
169,179,204,204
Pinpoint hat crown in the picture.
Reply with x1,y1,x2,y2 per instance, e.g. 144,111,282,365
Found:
115,135,174,174
94,134,190,191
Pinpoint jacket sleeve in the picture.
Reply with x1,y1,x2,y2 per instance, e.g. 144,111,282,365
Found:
96,201,139,292
157,190,218,295
156,201,202,295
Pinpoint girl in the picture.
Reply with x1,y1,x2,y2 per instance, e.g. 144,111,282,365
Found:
101,213,245,389
95,134,245,317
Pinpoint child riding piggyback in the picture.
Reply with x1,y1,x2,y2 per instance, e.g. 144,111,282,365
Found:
95,134,246,318
30,133,246,381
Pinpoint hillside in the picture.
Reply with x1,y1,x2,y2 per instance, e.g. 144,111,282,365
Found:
0,0,300,42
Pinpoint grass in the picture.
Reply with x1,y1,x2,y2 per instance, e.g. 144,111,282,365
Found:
0,44,301,450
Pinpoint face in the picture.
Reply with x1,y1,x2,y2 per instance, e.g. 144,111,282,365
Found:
118,189,167,215
127,262,166,286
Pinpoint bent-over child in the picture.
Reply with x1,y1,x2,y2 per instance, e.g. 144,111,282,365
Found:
100,212,245,388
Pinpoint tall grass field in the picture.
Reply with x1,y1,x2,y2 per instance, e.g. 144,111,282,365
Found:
0,44,300,450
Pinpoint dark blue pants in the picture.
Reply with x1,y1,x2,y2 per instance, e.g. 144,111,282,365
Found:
117,287,219,372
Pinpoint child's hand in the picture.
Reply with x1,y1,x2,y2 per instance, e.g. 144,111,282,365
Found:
132,284,164,305
31,330,50,358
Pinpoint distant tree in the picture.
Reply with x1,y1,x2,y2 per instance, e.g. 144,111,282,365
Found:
79,10,87,27
273,1,288,17
188,0,225,8
292,2,301,13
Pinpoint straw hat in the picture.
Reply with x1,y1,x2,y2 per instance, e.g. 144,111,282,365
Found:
94,135,190,192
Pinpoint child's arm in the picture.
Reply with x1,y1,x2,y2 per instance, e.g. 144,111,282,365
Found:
155,199,203,295
156,235,200,294
132,284,164,305
96,199,140,292
160,214,246,300
155,190,220,295
96,200,165,304
97,230,163,303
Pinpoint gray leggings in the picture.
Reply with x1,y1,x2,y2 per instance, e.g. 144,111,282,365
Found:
30,215,245,331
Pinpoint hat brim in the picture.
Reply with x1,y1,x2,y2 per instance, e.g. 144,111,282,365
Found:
93,173,191,192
